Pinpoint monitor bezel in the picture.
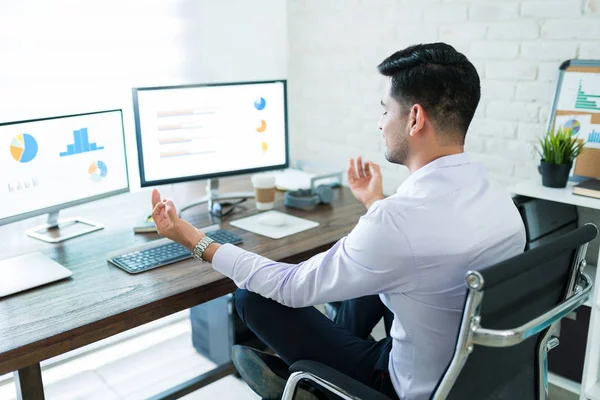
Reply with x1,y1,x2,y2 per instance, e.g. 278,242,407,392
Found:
0,109,130,226
132,79,290,188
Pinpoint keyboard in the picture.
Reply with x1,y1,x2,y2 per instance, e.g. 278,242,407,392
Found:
108,228,243,274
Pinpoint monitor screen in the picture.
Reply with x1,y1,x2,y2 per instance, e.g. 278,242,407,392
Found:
133,80,289,186
0,110,129,225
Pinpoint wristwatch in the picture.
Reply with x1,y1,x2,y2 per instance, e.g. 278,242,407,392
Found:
191,236,215,261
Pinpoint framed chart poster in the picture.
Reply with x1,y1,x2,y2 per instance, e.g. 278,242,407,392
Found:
547,59,600,180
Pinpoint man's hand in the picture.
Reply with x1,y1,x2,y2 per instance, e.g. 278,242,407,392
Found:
347,156,384,209
151,189,203,250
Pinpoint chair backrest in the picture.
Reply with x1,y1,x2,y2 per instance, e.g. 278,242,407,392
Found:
432,223,597,400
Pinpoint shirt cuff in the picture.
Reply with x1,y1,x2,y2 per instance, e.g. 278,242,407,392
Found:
211,243,247,278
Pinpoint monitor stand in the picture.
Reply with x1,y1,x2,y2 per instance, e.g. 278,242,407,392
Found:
26,211,104,243
179,179,255,216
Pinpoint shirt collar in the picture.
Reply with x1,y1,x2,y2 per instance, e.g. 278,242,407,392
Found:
396,152,471,194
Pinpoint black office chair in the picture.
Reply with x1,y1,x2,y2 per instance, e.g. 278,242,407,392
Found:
282,224,597,400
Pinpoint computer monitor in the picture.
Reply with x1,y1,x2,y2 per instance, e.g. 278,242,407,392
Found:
132,80,289,213
0,110,129,242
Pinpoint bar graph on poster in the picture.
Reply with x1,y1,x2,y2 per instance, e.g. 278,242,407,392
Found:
549,63,600,179
555,71,600,149
558,73,600,114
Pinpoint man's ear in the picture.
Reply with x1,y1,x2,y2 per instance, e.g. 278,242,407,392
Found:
409,104,425,137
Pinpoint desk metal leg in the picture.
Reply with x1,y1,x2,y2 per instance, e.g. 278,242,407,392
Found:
14,363,45,400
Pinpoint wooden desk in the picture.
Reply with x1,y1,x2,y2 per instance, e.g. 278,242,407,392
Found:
0,177,364,399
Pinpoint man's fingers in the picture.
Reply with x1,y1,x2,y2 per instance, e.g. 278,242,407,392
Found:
166,200,177,219
357,156,365,179
367,162,381,176
369,162,381,175
151,189,161,209
152,202,165,218
347,158,357,183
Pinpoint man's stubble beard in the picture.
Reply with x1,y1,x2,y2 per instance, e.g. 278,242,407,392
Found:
384,132,409,166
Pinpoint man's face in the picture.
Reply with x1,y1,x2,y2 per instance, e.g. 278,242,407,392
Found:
378,79,409,165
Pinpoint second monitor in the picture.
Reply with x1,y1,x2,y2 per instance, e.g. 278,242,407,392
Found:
0,110,129,242
132,80,289,213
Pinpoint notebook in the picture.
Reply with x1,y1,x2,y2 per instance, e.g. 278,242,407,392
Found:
573,179,600,199
133,215,158,233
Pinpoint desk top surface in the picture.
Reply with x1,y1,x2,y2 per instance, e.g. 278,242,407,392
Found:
0,177,364,375
509,179,600,210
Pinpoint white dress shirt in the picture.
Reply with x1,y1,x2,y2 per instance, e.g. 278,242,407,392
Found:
212,152,526,400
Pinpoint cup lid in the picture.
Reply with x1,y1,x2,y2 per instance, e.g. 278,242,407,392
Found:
252,174,275,187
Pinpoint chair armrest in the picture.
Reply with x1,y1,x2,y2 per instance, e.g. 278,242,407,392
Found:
288,360,392,400
471,272,593,348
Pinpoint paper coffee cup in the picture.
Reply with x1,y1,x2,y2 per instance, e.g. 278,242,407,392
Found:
252,174,276,210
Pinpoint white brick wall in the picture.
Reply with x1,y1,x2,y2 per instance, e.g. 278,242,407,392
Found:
542,20,600,40
485,61,538,80
469,119,518,139
521,41,578,61
517,122,547,141
521,0,583,18
287,0,596,192
427,4,468,23
487,21,539,40
439,24,487,43
469,3,520,21
580,41,600,58
470,41,519,59
515,82,555,102
481,80,516,101
486,101,540,122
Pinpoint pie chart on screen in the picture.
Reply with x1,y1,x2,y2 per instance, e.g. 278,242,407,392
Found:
10,134,38,163
256,120,267,132
254,97,266,110
89,161,108,182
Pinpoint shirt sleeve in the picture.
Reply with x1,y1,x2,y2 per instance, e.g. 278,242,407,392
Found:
211,202,416,307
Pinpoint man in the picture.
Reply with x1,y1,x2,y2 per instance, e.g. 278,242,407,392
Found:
151,42,526,400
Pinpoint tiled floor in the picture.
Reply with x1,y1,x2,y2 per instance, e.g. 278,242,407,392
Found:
0,309,580,400
0,315,259,400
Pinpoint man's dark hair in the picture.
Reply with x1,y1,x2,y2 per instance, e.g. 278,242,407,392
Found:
377,43,480,143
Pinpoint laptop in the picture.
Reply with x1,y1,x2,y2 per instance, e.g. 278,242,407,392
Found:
0,252,73,298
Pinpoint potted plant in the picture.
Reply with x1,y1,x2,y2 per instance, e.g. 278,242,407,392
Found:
537,126,585,188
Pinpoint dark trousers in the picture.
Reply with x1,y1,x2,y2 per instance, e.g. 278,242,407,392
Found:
235,289,399,399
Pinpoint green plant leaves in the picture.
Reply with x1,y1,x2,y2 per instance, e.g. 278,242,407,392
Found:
537,126,585,165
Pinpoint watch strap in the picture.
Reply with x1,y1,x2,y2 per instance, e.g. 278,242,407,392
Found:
192,236,215,261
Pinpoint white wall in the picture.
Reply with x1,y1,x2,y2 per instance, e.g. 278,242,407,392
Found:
287,0,600,194
0,0,287,190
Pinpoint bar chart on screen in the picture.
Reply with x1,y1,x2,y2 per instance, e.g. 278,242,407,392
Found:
60,128,104,157
7,177,39,193
155,106,221,159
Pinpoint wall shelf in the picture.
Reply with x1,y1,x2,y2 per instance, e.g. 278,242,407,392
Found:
509,180,600,211
586,381,600,400
549,372,580,395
